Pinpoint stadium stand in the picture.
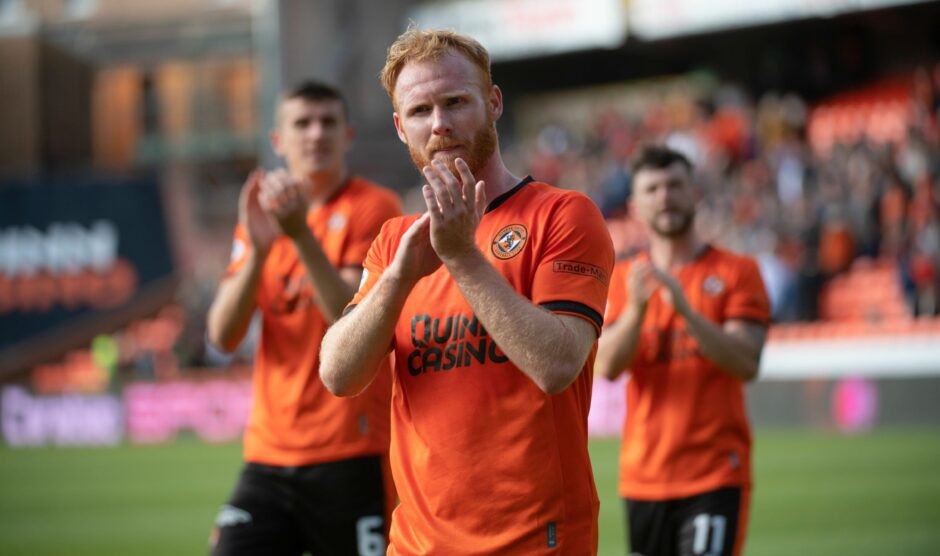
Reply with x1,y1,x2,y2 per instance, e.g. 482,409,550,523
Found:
502,68,940,328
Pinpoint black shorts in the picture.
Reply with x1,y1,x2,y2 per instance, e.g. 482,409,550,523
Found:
210,455,388,556
625,486,750,556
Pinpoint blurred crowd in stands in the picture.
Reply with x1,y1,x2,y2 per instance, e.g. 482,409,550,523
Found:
502,65,940,324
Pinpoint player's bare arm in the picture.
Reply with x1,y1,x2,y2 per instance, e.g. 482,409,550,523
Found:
207,170,276,352
596,261,658,380
321,213,441,396
258,169,360,322
423,158,597,394
652,267,767,381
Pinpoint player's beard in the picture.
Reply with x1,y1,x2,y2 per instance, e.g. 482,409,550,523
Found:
407,115,497,177
651,208,695,238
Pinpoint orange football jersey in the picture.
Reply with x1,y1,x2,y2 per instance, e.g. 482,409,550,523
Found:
347,178,614,555
604,246,770,500
226,177,401,467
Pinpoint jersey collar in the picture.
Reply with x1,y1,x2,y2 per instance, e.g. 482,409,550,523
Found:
484,176,534,215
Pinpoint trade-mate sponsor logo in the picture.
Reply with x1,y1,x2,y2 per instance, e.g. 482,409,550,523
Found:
552,259,608,284
406,313,508,375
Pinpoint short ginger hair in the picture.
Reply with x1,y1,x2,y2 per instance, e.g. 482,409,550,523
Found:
380,26,493,108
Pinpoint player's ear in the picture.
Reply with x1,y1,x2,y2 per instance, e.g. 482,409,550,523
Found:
489,85,503,121
393,112,408,144
270,128,284,157
270,100,287,156
691,179,705,205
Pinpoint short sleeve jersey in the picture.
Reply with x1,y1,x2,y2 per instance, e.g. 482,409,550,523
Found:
226,177,402,466
347,178,614,555
604,246,771,500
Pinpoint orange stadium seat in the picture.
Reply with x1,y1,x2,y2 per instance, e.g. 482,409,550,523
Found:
818,258,912,322
807,78,912,155
768,258,940,342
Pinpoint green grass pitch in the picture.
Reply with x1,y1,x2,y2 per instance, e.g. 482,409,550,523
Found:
1,429,938,555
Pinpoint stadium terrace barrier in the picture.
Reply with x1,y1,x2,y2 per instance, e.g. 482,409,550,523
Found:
761,319,940,379
760,334,940,379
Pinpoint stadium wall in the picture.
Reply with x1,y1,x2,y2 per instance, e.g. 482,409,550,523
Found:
3,337,939,448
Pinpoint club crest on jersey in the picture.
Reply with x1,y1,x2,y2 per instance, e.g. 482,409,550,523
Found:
703,275,725,296
328,213,346,231
491,224,528,260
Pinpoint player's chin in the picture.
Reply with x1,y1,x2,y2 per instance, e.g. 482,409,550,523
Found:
303,161,338,178
304,152,336,168
431,153,461,176
653,216,691,237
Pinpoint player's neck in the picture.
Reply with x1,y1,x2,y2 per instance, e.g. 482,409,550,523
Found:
478,150,520,206
649,233,705,270
304,168,348,207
